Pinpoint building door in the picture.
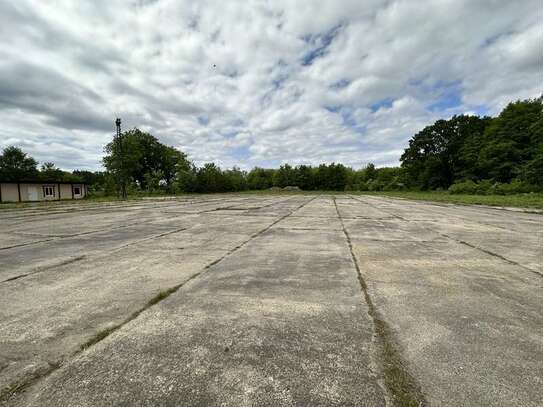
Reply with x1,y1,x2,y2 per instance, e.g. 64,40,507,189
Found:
27,186,38,201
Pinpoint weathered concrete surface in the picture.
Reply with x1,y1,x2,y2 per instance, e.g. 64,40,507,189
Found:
0,196,299,400
342,196,543,406
1,194,542,406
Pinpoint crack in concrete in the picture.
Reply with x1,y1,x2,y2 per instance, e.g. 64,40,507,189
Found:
0,238,56,251
0,196,254,222
351,196,543,279
441,234,543,278
0,216,179,251
333,197,427,407
373,194,543,215
201,196,297,214
0,196,318,403
0,227,188,285
1,256,86,283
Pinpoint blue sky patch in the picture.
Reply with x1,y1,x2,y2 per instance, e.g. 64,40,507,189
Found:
331,79,351,89
197,115,210,126
370,98,394,112
230,146,251,160
301,24,342,66
427,81,463,112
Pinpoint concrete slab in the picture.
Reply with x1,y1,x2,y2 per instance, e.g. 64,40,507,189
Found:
343,196,543,407
0,194,541,406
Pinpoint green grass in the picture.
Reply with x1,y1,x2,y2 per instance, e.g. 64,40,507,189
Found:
357,190,543,210
0,195,142,210
3,190,543,211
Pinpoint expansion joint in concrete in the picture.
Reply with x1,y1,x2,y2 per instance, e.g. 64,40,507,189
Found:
0,196,318,403
350,195,542,279
0,227,188,285
333,197,427,407
441,234,543,278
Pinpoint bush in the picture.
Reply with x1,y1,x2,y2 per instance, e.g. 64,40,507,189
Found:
475,179,493,195
358,182,369,191
449,179,542,195
492,180,542,195
522,153,543,185
448,180,478,194
367,179,384,191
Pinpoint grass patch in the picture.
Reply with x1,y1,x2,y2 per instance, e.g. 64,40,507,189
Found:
357,191,543,210
4,190,541,211
0,361,61,403
373,316,426,407
79,325,120,350
79,289,177,351
146,288,177,306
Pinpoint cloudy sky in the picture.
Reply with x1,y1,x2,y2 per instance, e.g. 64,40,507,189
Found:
1,1,542,171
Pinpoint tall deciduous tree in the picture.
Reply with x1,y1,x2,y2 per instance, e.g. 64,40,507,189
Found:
39,162,64,181
0,146,39,181
479,98,543,182
247,167,274,190
195,163,226,193
103,128,190,190
401,115,490,189
273,164,296,187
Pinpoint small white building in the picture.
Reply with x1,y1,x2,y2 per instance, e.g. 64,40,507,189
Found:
0,181,87,203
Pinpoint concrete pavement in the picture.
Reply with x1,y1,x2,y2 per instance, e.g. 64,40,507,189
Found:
1,195,541,406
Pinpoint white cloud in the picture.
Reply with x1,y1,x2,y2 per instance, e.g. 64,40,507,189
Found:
0,0,542,171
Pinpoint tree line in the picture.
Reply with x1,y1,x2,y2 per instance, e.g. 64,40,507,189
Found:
400,97,543,193
0,146,83,183
1,96,541,196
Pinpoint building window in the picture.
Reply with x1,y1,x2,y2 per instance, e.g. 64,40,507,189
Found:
73,186,81,195
44,186,55,198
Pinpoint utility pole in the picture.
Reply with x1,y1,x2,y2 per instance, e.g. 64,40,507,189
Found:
115,118,127,199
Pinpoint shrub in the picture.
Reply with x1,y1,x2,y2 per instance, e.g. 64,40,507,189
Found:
358,182,369,191
449,179,542,195
475,179,493,195
448,180,478,194
493,180,542,195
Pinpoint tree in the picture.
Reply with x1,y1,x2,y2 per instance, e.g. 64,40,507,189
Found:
364,163,377,181
39,162,64,181
247,167,274,190
161,145,189,187
325,163,348,190
144,169,165,193
174,164,197,193
478,99,543,182
0,146,39,181
103,128,191,192
401,115,490,189
224,167,248,192
273,164,296,188
195,163,226,193
521,114,543,185
522,153,543,185
295,165,315,190
313,164,328,190
72,170,106,186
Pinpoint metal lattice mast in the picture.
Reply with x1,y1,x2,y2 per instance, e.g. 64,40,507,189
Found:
115,118,127,199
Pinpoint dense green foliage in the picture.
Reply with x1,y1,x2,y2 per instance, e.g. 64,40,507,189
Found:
0,146,39,181
2,96,541,198
0,146,80,182
401,97,543,191
103,128,191,191
401,115,491,189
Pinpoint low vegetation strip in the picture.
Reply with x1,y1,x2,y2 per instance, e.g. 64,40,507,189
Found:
358,191,543,210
